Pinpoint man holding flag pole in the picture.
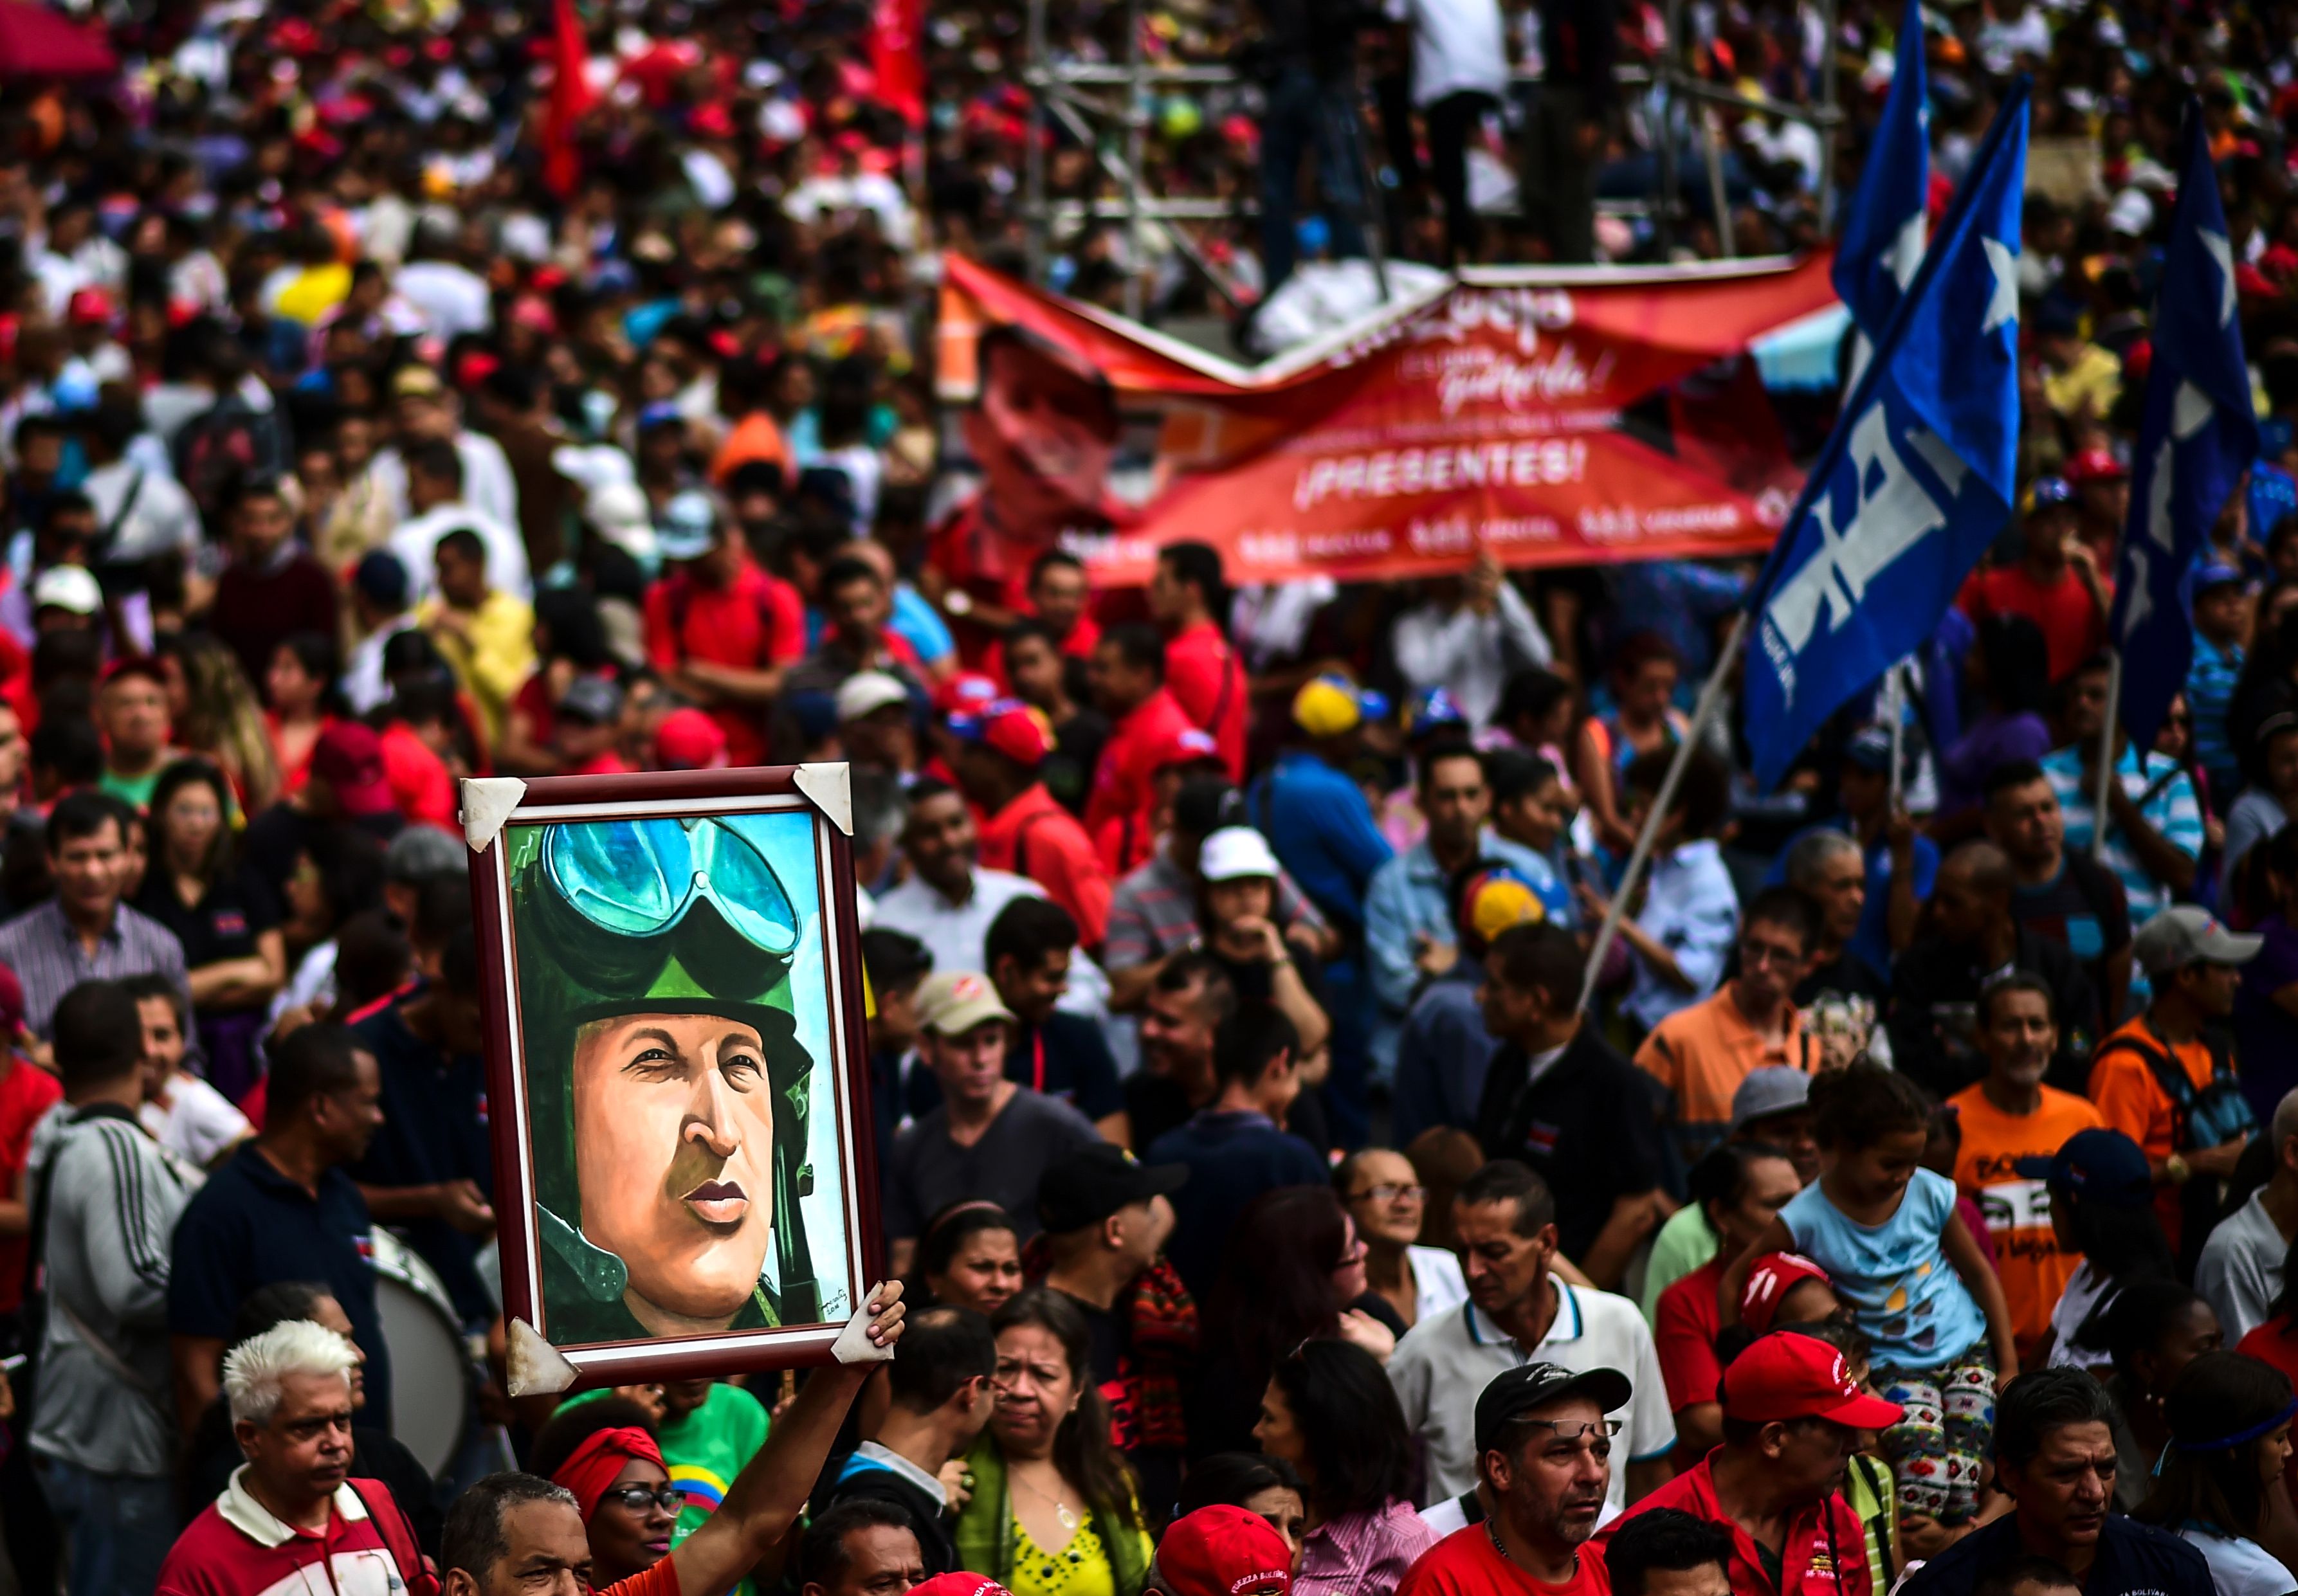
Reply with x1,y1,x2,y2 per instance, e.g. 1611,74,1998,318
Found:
2092,101,2259,889
1580,69,2031,1011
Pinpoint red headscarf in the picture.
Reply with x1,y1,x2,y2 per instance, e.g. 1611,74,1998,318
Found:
551,1427,669,1523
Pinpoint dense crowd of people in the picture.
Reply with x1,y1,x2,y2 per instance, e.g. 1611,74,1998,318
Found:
0,0,2295,1593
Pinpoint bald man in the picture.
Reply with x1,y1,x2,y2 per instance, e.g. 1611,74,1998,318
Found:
1885,840,2098,1098
2196,1088,2298,1341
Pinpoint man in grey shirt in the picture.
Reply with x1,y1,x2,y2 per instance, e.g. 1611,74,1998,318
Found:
2198,1087,2298,1341
30,979,201,1596
884,971,1100,1274
0,790,189,1040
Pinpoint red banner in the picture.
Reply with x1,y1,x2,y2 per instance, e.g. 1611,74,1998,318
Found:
935,254,1842,585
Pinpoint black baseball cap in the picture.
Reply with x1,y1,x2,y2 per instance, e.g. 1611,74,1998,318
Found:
1473,1363,1634,1453
1037,1143,1189,1234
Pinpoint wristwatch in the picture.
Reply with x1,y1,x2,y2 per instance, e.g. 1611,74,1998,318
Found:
2165,1153,2192,1186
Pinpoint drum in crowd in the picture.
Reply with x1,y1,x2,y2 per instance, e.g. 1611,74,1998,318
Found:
370,1228,478,1478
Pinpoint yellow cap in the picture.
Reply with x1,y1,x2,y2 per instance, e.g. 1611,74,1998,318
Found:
1468,876,1545,943
1293,676,1365,738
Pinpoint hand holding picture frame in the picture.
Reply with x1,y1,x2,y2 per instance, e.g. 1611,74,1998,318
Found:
464,763,879,1390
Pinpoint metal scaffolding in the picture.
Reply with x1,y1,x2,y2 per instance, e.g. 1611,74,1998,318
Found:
1019,0,1844,314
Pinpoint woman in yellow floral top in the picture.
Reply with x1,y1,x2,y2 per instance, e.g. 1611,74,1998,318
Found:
954,1290,1153,1596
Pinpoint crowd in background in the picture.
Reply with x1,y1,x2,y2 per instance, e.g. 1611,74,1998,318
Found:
0,1,2296,1595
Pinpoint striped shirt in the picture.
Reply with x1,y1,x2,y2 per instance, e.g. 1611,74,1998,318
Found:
0,899,190,1040
2039,743,2205,924
1298,1499,1441,1596
2187,632,2245,801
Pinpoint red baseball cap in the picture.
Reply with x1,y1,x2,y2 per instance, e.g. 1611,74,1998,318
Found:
932,671,1001,718
2063,446,2126,483
1720,1332,1903,1429
1739,1252,1833,1335
1153,725,1224,772
100,655,169,692
952,699,1055,767
908,1578,1016,1596
311,723,396,817
65,287,112,327
1153,1505,1293,1596
654,707,731,772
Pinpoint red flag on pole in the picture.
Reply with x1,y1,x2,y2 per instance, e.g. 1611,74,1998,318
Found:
542,0,593,199
867,0,925,127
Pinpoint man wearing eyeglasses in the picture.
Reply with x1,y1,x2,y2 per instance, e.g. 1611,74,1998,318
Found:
1596,1332,1902,1596
1398,1363,1630,1594
1632,887,1823,1175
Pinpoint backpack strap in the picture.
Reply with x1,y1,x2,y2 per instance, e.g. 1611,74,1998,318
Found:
348,1478,439,1596
2094,1027,2201,1147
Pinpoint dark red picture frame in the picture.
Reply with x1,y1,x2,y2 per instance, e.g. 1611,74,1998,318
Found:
465,765,882,1387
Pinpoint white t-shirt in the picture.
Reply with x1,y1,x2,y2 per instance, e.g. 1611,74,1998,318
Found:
2180,1527,2295,1596
139,1073,251,1167
1383,0,1510,107
1387,1276,1676,1512
2047,1260,2117,1372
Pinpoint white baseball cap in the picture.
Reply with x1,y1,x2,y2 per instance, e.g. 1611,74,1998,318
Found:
1198,825,1280,883
835,671,910,723
32,564,102,617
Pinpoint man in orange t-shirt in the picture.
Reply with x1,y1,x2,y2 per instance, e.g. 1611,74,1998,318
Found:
1149,541,1248,780
2087,907,2261,1256
1947,974,2101,1361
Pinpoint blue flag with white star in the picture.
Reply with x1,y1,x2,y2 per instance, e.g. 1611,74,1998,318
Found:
1834,0,1929,343
2110,100,2257,752
1744,83,2029,791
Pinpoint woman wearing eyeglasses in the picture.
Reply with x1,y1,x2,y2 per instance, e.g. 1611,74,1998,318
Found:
1336,1147,1468,1330
511,812,830,1345
1252,1339,1436,1596
533,1397,688,1584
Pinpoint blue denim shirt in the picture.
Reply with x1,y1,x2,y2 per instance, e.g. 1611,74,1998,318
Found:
1248,750,1394,934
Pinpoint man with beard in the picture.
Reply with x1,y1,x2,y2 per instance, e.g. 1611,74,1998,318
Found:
1396,1364,1630,1595
1901,1369,2208,1596
1945,975,2101,1366
1600,1332,1901,1596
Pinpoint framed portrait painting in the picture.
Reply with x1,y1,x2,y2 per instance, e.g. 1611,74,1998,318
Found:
464,764,878,1389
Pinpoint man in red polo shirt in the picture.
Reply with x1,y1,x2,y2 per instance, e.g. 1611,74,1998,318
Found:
1149,542,1247,779
643,489,805,766
1598,1332,1899,1596
1084,624,1197,864
951,699,1111,952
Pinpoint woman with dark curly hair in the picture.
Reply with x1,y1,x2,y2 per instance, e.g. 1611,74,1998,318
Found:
955,1287,1152,1596
1254,1339,1434,1595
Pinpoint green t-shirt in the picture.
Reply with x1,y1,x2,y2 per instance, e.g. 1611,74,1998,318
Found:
563,1382,772,1593
1639,1204,1719,1322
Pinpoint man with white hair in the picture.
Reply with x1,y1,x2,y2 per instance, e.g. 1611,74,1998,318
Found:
153,1319,431,1595
2197,1087,2298,1341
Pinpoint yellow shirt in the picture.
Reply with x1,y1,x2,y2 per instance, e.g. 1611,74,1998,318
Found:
2040,342,2122,421
420,589,535,745
1006,1510,1150,1596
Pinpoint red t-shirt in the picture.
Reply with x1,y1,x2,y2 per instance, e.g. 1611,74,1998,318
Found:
1597,1456,1870,1596
603,1557,684,1596
644,560,806,766
1398,1523,1610,1595
1957,562,2112,683
1084,687,1195,839
976,782,1113,949
378,722,457,830
0,1055,61,1312
983,611,1103,689
1163,619,1248,779
1654,1255,1727,1420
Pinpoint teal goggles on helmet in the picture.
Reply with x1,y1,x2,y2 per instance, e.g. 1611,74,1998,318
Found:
534,817,802,999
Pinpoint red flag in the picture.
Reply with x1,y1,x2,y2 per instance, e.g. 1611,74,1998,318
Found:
542,0,593,199
867,0,925,127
